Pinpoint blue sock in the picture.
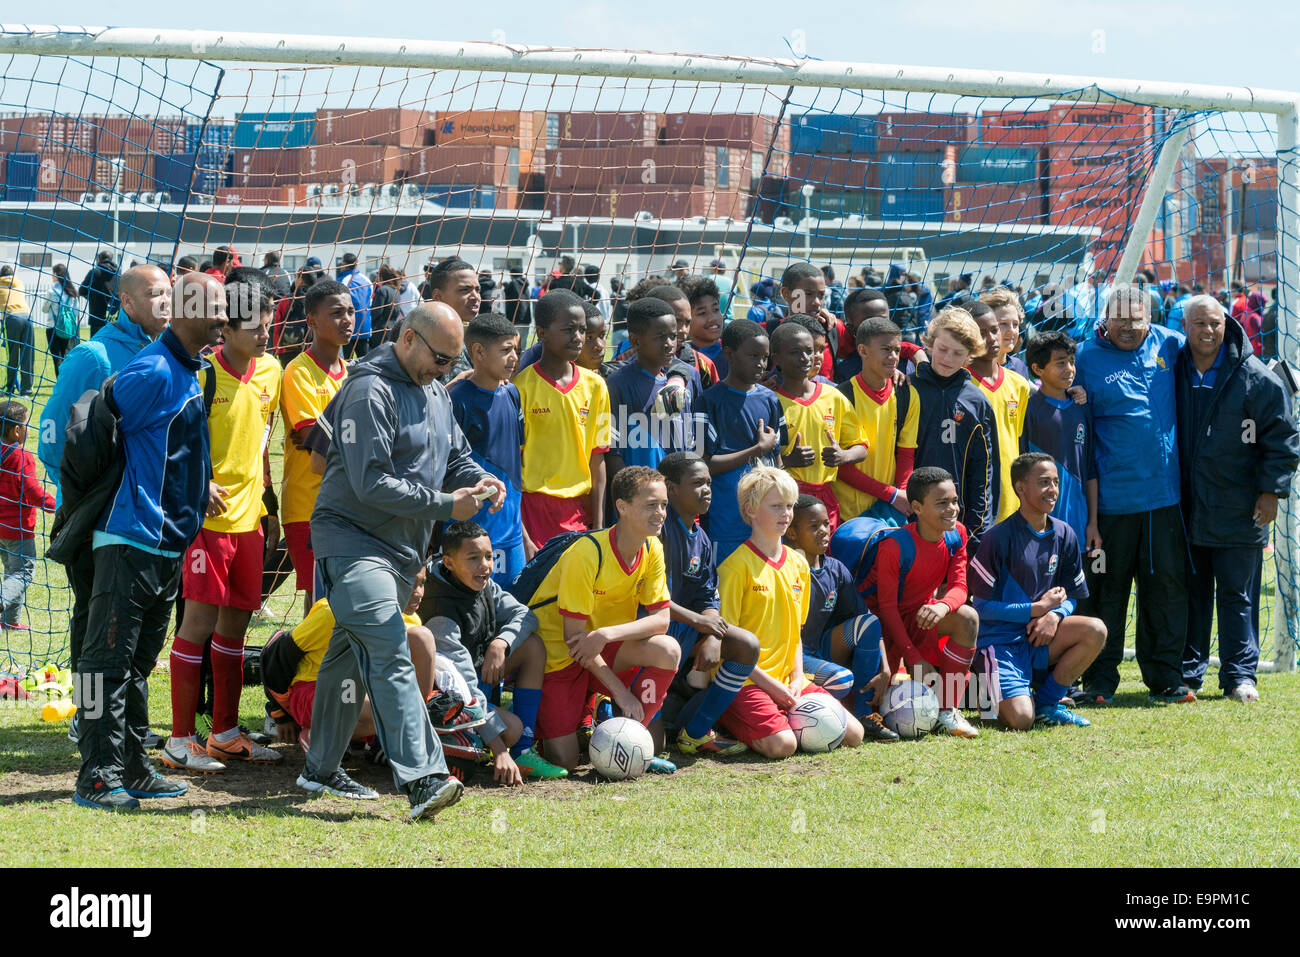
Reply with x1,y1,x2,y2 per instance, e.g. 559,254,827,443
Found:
510,687,543,757
850,638,883,718
1035,675,1069,710
684,659,752,740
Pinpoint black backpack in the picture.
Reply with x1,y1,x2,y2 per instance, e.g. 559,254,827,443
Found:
47,375,125,565
507,530,602,608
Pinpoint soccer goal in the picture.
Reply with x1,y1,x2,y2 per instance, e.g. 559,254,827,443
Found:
0,24,1295,673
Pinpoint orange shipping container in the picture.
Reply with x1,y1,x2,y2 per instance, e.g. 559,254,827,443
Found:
299,145,404,184
0,113,97,153
432,110,547,150
314,108,430,148
217,186,305,205
1046,143,1144,191
787,154,874,190
554,112,662,148
1048,184,1130,230
402,145,517,188
661,113,787,154
231,147,304,188
34,150,96,196
547,146,716,190
93,115,187,156
93,153,156,193
945,183,1045,224
1046,103,1154,146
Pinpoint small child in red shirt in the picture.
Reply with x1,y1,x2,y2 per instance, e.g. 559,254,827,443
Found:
0,401,55,629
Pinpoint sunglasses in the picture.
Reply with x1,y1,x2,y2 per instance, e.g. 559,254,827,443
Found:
411,327,458,367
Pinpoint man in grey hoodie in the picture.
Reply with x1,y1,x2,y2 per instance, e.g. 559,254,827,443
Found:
298,303,504,820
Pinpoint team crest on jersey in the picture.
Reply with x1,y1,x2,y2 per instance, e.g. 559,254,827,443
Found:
822,592,836,612
822,413,836,431
1155,356,1167,370
577,404,590,421
792,579,804,596
953,410,965,423
1007,397,1020,418
1048,554,1059,575
687,555,701,574
1075,423,1086,444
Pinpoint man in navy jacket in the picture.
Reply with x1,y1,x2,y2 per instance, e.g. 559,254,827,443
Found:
1074,286,1192,704
1175,297,1298,702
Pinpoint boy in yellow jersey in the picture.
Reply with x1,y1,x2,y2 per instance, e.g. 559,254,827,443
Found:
163,271,284,774
279,279,353,613
515,289,611,547
967,300,1032,524
769,320,867,532
716,465,865,758
530,466,681,771
835,316,921,525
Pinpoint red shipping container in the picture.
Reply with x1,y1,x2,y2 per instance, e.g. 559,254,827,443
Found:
554,112,661,148
231,147,304,188
1046,143,1144,191
0,113,97,153
34,150,96,196
606,183,716,219
1048,184,1131,230
94,115,186,156
876,111,976,153
549,191,607,219
432,110,547,150
786,154,874,190
93,153,155,192
979,109,1052,146
314,108,431,148
945,183,1046,225
1045,103,1154,146
299,145,403,184
402,145,516,188
661,113,787,153
547,146,714,190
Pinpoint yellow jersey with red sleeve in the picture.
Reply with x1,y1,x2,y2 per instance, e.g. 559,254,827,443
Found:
775,382,867,486
532,526,671,673
516,362,611,498
971,364,1032,523
717,541,811,686
279,349,347,525
833,376,921,515
204,348,281,534
291,598,422,686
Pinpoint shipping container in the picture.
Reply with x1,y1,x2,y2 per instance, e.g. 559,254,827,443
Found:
945,183,1046,224
546,146,716,190
786,153,873,190
154,152,196,202
94,115,187,156
978,109,1052,146
93,152,155,193
750,174,788,224
314,108,429,148
803,187,881,218
34,150,95,197
402,145,517,188
1046,143,1142,191
1048,184,1130,229
551,111,661,149
194,145,233,194
879,188,947,221
298,145,404,184
4,152,39,190
421,184,497,209
216,186,306,205
433,110,547,150
608,182,719,219
661,113,788,154
1045,103,1154,146
233,112,317,150
789,113,877,156
231,147,304,188
956,145,1041,184
877,151,948,191
0,113,97,153
876,112,976,153
1239,187,1277,233
186,120,234,152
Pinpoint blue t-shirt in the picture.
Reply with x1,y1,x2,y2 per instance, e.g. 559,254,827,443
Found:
1021,391,1094,546
802,556,862,652
606,360,704,469
699,382,786,547
969,512,1088,648
448,378,525,548
660,504,719,614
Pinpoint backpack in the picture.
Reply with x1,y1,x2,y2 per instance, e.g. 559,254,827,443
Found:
47,374,125,565
837,376,911,445
829,516,962,603
507,530,602,609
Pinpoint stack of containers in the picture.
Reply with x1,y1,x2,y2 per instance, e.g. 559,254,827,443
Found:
786,113,878,220
660,112,788,218
873,112,976,221
427,109,551,210
2,113,101,202
946,143,1046,225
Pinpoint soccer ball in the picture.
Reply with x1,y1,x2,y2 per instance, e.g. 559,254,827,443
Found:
588,717,654,780
879,679,940,739
787,695,850,752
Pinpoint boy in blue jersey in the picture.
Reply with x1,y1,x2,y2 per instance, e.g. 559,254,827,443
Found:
656,451,759,756
970,453,1106,730
1021,331,1097,548
682,275,727,379
605,298,703,478
449,313,535,585
784,495,898,740
698,319,786,561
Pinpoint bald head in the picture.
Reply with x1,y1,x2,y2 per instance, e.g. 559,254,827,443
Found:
406,301,460,338
118,264,172,338
119,263,168,302
170,270,228,355
397,302,464,386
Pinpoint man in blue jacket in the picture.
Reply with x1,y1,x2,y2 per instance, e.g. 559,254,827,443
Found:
1175,296,1299,703
1074,286,1192,705
337,252,373,361
73,271,226,811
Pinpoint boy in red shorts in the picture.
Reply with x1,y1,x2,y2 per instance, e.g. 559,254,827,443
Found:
164,272,283,773
530,466,680,771
861,466,982,738
716,465,865,757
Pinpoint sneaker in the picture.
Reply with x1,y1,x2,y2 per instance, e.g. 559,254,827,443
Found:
514,745,569,780
1034,702,1092,727
67,711,81,744
431,700,488,734
123,770,190,798
206,731,283,764
936,708,980,738
407,773,464,820
862,712,901,742
161,737,227,774
647,755,677,774
73,781,140,811
1148,685,1197,704
142,729,164,749
297,767,379,800
2,621,28,631
1228,681,1260,703
1077,691,1114,706
676,727,747,756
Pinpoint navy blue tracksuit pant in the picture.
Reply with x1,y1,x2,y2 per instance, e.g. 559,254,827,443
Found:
1183,544,1262,692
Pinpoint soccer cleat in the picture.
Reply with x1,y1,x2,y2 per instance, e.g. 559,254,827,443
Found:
161,738,227,774
123,770,190,798
676,727,748,756
407,773,464,820
515,745,569,780
1076,691,1113,706
73,781,140,812
647,755,677,774
862,712,901,743
1034,702,1092,727
1148,686,1197,705
1228,681,1260,703
431,701,488,734
206,731,283,764
935,708,980,738
297,767,379,800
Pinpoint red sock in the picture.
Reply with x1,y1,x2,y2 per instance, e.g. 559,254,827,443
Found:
938,640,976,710
168,636,206,738
627,666,677,727
210,631,246,734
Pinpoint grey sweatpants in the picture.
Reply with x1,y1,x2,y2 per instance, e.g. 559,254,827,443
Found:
307,556,446,788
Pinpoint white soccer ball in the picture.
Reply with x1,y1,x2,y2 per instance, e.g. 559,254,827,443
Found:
879,679,940,739
588,717,654,780
787,695,849,752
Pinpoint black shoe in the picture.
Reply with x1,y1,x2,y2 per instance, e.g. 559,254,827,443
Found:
142,729,164,749
1149,685,1197,704
123,770,189,799
296,767,379,800
73,781,140,811
862,712,901,742
407,773,463,821
67,712,81,745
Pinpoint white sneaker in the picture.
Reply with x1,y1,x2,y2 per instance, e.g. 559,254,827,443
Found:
161,736,227,774
936,708,980,738
1228,681,1260,703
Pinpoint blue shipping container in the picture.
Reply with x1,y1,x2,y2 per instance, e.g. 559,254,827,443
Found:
154,152,197,203
957,146,1040,184
790,113,877,156
422,184,495,209
5,152,39,190
233,112,316,149
194,146,232,193
877,151,945,191
879,189,946,221
186,121,235,152
5,187,35,203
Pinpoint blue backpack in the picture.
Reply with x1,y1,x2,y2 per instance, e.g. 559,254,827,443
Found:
829,516,962,603
507,530,602,609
